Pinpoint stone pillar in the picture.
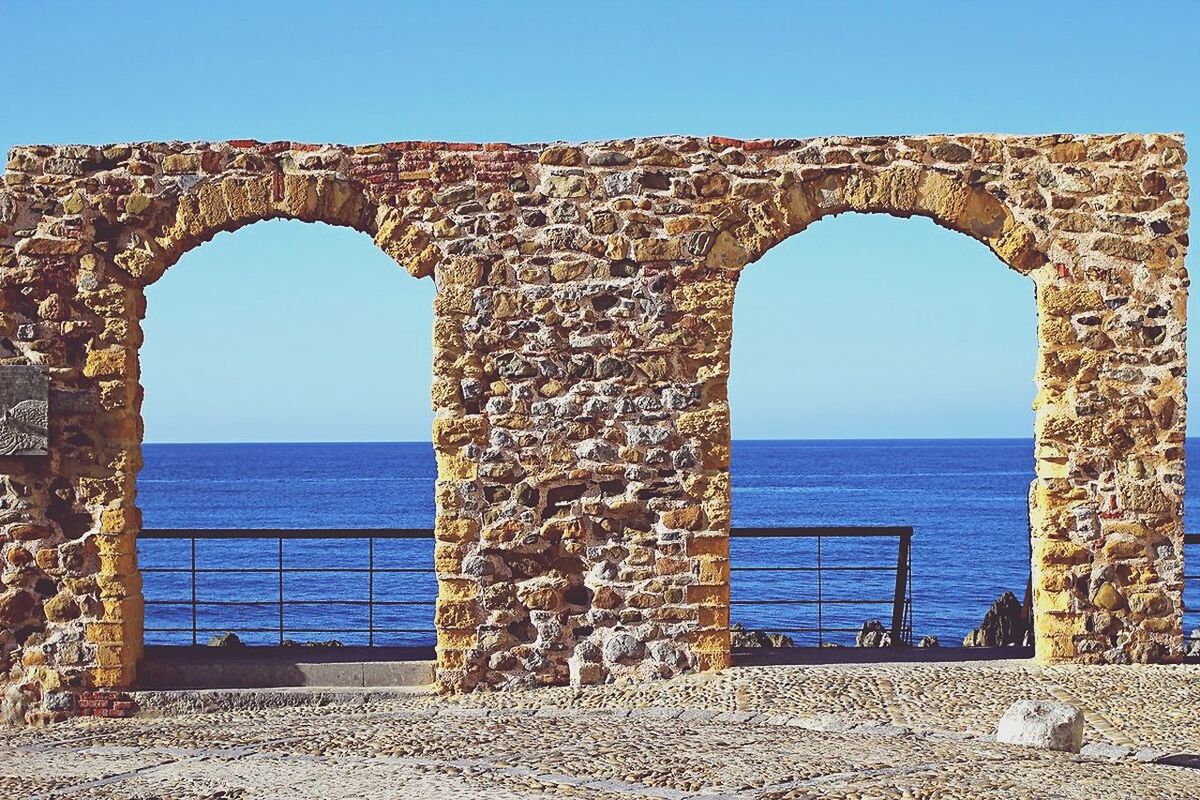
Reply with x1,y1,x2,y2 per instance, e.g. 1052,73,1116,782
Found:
430,257,487,689
72,279,147,691
1028,134,1189,662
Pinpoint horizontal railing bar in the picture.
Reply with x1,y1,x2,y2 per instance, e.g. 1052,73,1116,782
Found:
141,526,913,540
144,600,435,607
731,527,913,538
730,599,893,606
142,529,434,540
735,627,873,634
1185,533,1200,545
145,628,435,634
141,568,433,574
731,566,894,572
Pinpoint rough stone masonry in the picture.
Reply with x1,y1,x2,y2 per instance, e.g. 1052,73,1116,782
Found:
0,132,1189,723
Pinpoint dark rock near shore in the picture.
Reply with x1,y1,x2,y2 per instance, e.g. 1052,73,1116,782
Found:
207,632,243,648
918,635,940,648
730,623,795,648
963,591,1029,647
855,620,893,648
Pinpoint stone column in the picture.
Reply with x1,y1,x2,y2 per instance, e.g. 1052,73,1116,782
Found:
1029,135,1189,663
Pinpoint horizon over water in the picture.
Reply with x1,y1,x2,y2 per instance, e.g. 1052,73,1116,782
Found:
135,438,1200,648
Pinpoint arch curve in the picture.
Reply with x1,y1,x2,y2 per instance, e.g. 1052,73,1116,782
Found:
706,165,1048,276
112,173,442,286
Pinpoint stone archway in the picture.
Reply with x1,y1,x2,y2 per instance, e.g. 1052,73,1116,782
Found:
720,187,1043,652
0,144,493,710
0,134,1188,722
682,145,1186,666
98,167,475,692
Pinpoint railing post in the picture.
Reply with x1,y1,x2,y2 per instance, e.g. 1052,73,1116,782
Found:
190,536,197,647
368,536,375,647
816,534,823,647
278,536,285,645
890,529,911,646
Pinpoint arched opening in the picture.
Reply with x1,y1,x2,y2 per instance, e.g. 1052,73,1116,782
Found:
728,211,1038,658
134,218,438,686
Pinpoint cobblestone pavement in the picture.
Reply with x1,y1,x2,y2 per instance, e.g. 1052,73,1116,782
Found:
3,660,1199,799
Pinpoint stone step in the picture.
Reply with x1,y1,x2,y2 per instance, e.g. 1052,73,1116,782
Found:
132,685,432,716
137,645,435,690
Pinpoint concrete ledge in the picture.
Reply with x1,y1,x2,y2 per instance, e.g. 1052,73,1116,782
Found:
732,646,1035,667
134,686,432,716
137,646,435,689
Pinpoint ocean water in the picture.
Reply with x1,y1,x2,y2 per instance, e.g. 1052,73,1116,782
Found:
136,439,1199,647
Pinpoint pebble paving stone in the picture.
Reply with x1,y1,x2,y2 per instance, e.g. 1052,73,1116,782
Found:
3,661,1199,798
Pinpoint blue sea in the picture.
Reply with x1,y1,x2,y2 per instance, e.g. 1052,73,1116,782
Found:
136,439,1199,648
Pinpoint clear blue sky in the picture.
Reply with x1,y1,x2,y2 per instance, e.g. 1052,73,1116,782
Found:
2,1,1195,442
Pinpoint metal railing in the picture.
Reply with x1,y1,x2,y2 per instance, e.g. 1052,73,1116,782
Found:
730,527,913,647
140,529,435,646
139,526,914,648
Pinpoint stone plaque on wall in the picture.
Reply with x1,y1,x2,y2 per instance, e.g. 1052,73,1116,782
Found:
0,365,49,456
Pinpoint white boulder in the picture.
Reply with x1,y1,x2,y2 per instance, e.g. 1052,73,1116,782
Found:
996,699,1083,752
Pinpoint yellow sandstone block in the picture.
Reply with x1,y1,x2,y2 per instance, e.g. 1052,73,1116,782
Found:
437,578,478,602
688,534,729,558
433,416,485,447
90,666,135,689
702,230,751,271
688,583,730,606
434,599,477,629
436,518,481,543
435,450,477,481
697,650,731,671
697,556,729,584
83,347,131,378
433,542,465,575
100,507,141,535
197,182,232,228
1032,538,1091,566
437,649,467,669
282,174,319,218
1033,588,1073,613
1102,535,1149,560
660,506,703,531
677,404,730,442
698,605,730,629
86,621,126,644
437,629,478,651
1034,633,1078,663
100,595,143,621
95,644,133,669
95,534,136,559
691,630,730,652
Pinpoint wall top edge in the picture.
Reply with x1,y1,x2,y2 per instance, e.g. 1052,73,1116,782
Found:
6,132,1186,160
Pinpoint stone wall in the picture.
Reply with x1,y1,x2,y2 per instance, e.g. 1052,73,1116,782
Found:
0,133,1188,722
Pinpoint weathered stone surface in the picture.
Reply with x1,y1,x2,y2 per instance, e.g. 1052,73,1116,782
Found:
0,133,1188,720
0,366,48,456
996,699,1084,752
